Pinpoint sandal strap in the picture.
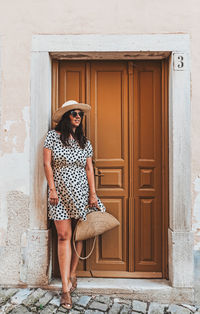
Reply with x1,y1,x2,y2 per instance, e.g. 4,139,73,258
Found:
71,276,77,287
61,291,72,306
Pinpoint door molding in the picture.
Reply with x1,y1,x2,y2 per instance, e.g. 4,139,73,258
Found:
30,34,192,287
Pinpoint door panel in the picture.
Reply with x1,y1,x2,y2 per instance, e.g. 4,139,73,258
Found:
87,61,129,272
133,61,162,272
59,61,86,104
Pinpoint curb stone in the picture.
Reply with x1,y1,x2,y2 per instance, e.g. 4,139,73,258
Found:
132,300,147,313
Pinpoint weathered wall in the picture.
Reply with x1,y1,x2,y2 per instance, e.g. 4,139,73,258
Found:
0,0,199,286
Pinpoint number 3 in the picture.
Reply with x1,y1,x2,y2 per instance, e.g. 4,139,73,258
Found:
177,55,184,69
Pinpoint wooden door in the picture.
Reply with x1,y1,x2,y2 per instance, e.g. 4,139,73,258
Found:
51,59,168,278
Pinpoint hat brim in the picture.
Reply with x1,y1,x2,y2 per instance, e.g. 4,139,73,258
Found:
52,103,91,123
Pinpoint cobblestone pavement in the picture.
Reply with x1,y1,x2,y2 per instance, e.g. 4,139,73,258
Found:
0,287,200,314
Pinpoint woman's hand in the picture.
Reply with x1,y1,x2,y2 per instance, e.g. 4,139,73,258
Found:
49,188,59,206
89,192,98,208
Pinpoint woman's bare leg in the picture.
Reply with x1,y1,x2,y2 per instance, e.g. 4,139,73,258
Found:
54,219,72,292
70,218,83,277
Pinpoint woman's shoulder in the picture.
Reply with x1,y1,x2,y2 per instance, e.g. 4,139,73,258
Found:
44,129,57,150
85,138,93,157
47,129,59,137
85,137,92,145
46,129,54,134
44,129,59,142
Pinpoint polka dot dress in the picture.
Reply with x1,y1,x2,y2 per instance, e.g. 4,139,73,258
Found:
43,129,106,221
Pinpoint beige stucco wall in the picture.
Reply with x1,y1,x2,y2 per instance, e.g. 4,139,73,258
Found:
0,0,200,285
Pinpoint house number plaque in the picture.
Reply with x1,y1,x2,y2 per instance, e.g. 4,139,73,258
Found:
173,53,187,71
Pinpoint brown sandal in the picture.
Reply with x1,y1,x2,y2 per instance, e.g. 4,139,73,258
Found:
70,276,77,293
60,291,72,309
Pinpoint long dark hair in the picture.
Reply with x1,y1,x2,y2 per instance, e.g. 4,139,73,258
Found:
54,110,87,149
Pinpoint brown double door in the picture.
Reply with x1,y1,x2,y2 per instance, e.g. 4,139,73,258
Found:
51,60,169,278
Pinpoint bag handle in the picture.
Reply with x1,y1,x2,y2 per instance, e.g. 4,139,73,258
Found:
72,220,97,260
72,204,103,260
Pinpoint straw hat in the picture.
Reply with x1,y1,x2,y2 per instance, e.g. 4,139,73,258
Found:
53,100,91,123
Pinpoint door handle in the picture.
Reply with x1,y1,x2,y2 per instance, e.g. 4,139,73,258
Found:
94,173,104,177
94,169,104,177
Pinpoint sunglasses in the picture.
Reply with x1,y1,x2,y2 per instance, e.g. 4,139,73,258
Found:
70,110,84,118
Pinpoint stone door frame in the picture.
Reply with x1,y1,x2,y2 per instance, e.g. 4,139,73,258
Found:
30,34,193,287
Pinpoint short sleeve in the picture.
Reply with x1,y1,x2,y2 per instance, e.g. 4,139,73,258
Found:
43,130,55,150
86,139,93,158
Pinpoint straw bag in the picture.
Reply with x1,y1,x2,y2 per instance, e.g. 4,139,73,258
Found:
73,205,120,260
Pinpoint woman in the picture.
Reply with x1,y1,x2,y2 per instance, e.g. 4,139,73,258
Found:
43,100,106,310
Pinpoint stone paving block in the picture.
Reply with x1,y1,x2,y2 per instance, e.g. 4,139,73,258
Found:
120,304,132,314
181,303,197,312
148,302,166,314
35,291,55,307
74,305,85,311
0,302,16,314
75,295,92,307
72,295,79,303
85,311,104,314
108,302,121,313
56,305,68,313
114,297,132,305
4,289,19,296
29,306,38,313
22,288,46,306
0,288,19,305
49,295,60,307
40,304,57,313
57,306,68,313
89,300,108,312
10,289,32,305
69,310,82,314
132,300,147,313
9,305,31,314
167,304,191,314
94,295,112,306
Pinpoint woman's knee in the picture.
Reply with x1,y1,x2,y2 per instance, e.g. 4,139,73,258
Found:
54,219,72,241
57,230,72,241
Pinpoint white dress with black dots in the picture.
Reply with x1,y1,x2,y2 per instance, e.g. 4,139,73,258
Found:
43,129,106,221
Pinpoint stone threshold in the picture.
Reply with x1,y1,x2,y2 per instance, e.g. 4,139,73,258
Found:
43,278,194,305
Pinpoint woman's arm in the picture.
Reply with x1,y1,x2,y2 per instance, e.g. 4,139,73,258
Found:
85,157,98,207
43,147,58,206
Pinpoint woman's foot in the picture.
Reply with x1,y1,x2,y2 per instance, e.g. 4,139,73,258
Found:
70,275,77,293
60,281,73,309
